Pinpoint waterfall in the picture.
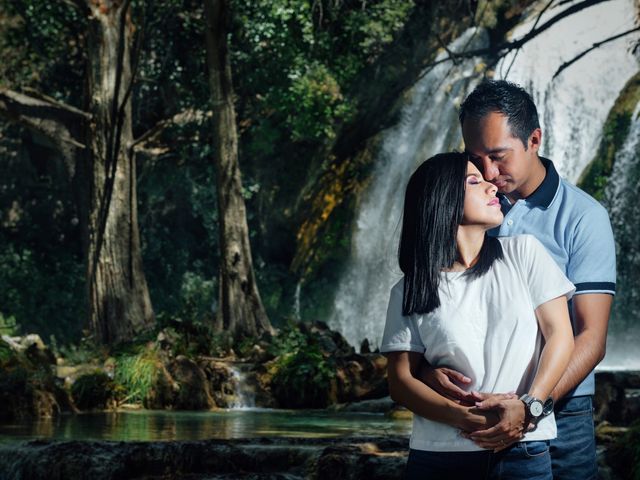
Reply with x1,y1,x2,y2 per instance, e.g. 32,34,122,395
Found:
228,364,256,409
600,103,640,369
330,0,640,350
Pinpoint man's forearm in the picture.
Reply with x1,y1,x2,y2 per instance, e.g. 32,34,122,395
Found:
551,293,612,401
550,329,605,401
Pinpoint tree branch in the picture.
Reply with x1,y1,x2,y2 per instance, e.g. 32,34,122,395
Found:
0,88,89,161
552,26,640,79
417,0,612,79
130,109,211,157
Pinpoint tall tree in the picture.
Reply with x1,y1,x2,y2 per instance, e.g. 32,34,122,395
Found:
0,0,154,343
203,0,273,339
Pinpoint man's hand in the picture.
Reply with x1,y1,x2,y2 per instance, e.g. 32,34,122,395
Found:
464,397,527,452
419,364,478,405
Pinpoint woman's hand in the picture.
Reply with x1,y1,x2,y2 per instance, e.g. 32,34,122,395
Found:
463,398,527,452
419,362,479,405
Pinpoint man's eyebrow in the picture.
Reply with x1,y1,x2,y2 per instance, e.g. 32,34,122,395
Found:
465,147,513,155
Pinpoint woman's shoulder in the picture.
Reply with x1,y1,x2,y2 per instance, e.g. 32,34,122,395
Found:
496,234,541,249
496,234,547,263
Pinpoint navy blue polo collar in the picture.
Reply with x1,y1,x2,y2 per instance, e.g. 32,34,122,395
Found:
499,157,559,209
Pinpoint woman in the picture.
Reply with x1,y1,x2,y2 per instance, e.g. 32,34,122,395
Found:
381,152,574,479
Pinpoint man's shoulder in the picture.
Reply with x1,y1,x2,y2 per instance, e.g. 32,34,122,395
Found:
556,176,608,216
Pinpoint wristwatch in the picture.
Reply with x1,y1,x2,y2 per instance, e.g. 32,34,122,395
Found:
520,394,554,419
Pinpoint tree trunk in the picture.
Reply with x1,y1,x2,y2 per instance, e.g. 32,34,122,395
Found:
203,0,273,339
81,0,154,343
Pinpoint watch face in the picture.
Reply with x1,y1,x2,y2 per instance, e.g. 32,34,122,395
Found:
530,400,544,417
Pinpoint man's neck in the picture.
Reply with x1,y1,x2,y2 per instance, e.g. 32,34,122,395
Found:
506,155,547,204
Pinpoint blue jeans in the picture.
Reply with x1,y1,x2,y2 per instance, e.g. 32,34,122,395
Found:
550,395,597,480
404,441,552,480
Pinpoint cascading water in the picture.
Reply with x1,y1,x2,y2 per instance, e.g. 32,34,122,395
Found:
600,104,640,369
330,0,640,353
229,364,256,409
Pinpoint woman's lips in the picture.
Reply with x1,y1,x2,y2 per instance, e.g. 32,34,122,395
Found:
488,198,500,206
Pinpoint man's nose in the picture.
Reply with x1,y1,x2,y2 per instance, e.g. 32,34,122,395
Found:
482,158,499,180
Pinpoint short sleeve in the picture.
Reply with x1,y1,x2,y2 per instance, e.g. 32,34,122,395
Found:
567,205,616,296
380,280,426,354
519,235,576,309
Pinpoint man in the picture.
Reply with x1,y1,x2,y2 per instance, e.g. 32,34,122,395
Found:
422,80,616,479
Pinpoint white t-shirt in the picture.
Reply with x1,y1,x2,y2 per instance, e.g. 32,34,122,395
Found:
381,235,575,452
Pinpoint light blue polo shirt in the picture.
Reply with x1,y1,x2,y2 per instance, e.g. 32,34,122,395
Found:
489,158,616,397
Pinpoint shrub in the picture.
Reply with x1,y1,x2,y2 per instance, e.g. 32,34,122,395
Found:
270,342,335,408
71,371,115,410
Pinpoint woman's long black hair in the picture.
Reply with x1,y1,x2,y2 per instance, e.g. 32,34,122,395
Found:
399,152,503,316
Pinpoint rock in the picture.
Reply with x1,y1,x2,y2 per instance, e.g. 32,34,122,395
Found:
144,361,179,409
167,355,216,410
0,436,410,480
198,359,237,408
300,321,355,357
594,370,640,425
334,354,388,404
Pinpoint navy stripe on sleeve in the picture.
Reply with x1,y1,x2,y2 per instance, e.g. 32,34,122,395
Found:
574,282,616,294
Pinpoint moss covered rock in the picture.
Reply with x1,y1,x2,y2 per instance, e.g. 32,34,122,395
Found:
579,72,640,199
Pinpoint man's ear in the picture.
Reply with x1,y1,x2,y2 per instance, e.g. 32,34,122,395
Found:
529,128,542,152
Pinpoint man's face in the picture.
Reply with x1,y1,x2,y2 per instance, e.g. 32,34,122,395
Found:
462,111,540,197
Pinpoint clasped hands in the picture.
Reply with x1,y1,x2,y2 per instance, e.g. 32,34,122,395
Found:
422,365,532,452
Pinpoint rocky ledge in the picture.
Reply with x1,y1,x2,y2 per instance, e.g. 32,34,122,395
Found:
0,436,408,480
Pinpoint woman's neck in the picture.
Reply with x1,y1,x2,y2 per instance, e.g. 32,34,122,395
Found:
453,227,486,270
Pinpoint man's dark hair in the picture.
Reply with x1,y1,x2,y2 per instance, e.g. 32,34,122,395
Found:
459,80,540,149
398,152,503,316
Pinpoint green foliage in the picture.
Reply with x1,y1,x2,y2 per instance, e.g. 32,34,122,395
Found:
0,313,18,336
268,322,337,408
0,0,85,101
71,371,116,410
114,352,159,404
56,336,107,365
0,341,12,363
271,341,335,408
267,321,307,358
0,242,84,341
286,62,354,142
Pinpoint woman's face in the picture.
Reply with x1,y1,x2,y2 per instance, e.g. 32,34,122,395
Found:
461,161,504,228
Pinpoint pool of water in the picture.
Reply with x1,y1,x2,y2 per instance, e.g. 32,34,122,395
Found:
0,408,411,443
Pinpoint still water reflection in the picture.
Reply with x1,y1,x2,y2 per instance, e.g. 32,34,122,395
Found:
0,409,411,443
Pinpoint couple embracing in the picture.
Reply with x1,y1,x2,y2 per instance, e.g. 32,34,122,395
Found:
382,80,615,480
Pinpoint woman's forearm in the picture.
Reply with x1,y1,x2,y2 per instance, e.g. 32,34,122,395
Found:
528,296,575,400
387,351,495,431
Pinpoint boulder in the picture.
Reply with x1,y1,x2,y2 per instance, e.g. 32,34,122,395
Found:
167,355,216,410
